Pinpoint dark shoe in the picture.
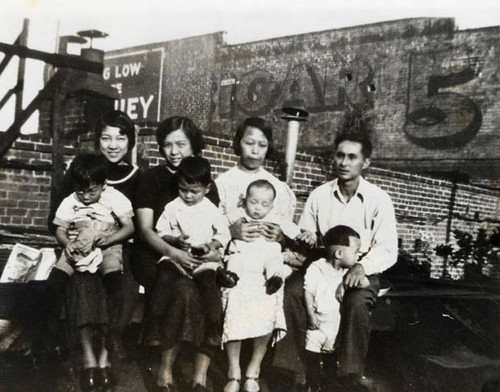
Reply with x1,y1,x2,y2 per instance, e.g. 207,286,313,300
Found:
192,383,209,392
216,267,239,288
337,374,376,392
97,367,117,390
143,318,163,347
80,367,99,391
266,275,283,295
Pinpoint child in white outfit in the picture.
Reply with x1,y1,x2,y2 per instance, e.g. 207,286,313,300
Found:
304,225,370,391
225,179,300,294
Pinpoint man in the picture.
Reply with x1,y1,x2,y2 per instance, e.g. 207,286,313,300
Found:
273,130,398,392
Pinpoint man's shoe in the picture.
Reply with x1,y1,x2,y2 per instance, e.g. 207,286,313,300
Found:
80,367,99,392
97,366,117,390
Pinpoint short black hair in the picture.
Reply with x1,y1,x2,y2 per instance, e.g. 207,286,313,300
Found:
246,179,276,200
176,156,212,187
333,132,373,159
233,117,276,159
156,116,205,156
333,109,374,158
323,225,360,247
69,151,108,190
94,110,136,151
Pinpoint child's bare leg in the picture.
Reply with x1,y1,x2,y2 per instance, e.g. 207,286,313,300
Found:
80,326,97,368
192,352,210,387
97,330,111,368
246,333,272,378
224,341,242,392
157,345,179,386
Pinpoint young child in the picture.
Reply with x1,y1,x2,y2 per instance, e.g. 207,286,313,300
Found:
304,225,369,392
222,180,300,392
225,179,301,294
47,152,134,390
155,156,231,277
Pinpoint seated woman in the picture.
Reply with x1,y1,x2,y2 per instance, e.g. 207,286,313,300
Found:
133,116,222,392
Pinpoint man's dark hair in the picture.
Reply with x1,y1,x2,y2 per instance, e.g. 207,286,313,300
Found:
323,225,360,247
333,109,374,158
246,179,276,200
69,151,108,190
176,156,212,187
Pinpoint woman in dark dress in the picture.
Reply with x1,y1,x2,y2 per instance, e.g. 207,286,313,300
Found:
133,116,221,392
42,110,139,390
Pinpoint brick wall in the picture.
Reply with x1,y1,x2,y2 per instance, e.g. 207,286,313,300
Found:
1,130,499,279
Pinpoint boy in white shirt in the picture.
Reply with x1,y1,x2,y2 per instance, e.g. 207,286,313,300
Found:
304,225,369,392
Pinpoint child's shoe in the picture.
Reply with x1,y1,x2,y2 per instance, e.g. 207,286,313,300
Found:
265,275,283,295
216,267,239,288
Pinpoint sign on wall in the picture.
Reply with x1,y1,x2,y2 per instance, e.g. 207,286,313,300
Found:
103,47,164,122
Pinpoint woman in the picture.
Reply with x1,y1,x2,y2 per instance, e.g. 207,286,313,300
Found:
133,116,220,392
215,117,296,392
41,110,139,390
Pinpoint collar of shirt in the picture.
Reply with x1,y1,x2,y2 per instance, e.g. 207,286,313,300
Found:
331,177,368,204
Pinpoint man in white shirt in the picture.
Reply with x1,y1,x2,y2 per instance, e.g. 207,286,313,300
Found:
273,130,398,392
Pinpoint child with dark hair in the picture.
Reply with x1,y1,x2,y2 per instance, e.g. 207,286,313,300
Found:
155,156,231,275
304,225,369,392
41,151,134,391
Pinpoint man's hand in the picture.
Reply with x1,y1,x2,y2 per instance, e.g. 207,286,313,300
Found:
343,263,366,289
229,218,261,242
335,283,345,303
307,314,321,330
296,230,316,247
260,222,284,243
64,242,78,261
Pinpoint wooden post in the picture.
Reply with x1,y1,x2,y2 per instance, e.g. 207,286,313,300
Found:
15,19,29,119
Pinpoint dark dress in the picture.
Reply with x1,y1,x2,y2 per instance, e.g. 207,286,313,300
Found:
48,163,141,331
133,165,222,352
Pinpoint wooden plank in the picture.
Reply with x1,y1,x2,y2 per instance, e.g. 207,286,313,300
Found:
14,19,29,119
0,70,68,157
0,42,103,74
0,36,20,75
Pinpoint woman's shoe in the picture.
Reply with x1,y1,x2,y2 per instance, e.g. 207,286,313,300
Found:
243,377,260,392
223,378,241,392
156,384,176,392
80,367,99,391
97,366,117,390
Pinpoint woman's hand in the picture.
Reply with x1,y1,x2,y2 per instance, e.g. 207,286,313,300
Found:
229,218,261,242
64,242,77,261
307,314,321,330
260,222,284,243
94,234,112,248
335,283,345,303
170,247,203,271
173,234,191,251
196,246,223,263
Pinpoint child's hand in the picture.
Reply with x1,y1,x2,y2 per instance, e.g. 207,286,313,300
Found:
296,230,316,247
64,242,78,260
307,314,321,330
174,234,191,250
94,234,112,248
335,283,345,303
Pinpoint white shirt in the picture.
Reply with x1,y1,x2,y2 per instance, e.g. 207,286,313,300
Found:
155,197,230,248
304,258,345,315
53,186,134,228
299,177,398,276
215,166,296,222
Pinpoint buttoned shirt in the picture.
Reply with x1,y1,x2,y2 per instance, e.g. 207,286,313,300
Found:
299,177,398,276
